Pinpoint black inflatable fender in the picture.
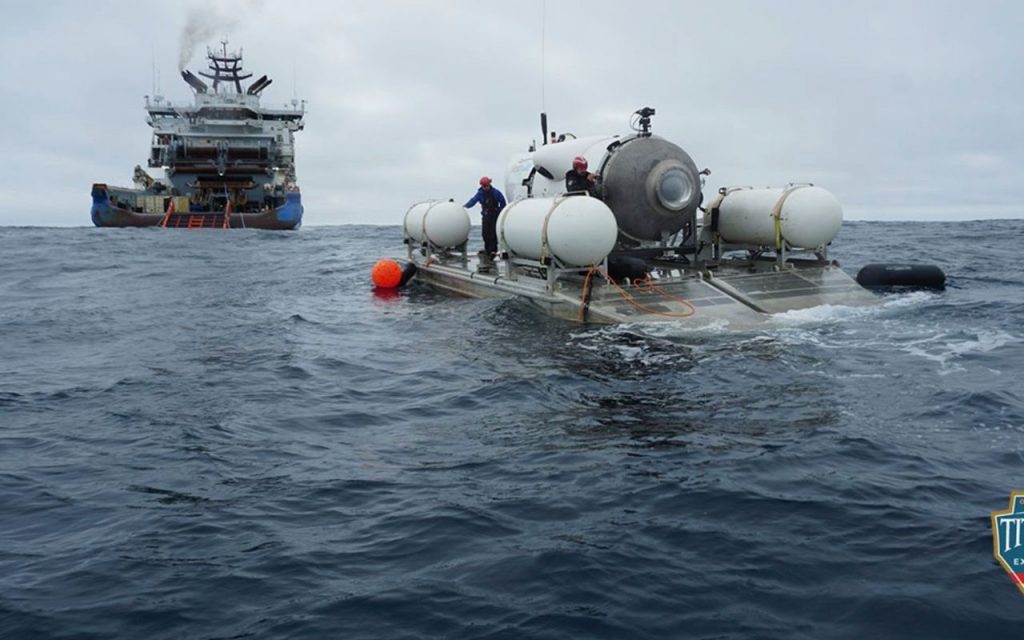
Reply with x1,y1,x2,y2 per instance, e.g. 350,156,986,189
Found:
399,262,418,287
856,263,946,290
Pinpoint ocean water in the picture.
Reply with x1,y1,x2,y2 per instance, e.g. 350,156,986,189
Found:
2,220,1023,639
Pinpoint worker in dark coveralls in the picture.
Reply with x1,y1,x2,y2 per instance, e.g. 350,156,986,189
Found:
463,176,507,258
565,156,598,197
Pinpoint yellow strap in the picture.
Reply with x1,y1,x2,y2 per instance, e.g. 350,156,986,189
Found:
769,185,807,250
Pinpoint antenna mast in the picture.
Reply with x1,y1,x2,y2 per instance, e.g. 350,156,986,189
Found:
541,0,546,113
540,0,549,145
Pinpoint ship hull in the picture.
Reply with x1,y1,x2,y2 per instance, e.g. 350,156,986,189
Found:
90,186,303,230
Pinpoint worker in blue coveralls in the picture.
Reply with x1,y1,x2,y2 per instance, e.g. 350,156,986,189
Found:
463,176,507,258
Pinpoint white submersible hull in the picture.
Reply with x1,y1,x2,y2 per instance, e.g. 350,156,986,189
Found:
398,109,886,326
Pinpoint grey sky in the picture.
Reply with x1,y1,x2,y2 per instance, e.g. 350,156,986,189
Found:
0,0,1020,226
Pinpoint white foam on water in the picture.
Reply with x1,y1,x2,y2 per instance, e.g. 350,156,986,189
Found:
767,290,937,329
567,289,966,371
598,290,939,342
767,303,873,327
899,329,1018,374
623,317,736,338
877,289,938,309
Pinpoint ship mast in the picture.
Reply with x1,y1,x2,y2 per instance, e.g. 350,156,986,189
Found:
197,39,252,93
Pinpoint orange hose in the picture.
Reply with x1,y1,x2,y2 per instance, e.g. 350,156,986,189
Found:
578,267,697,320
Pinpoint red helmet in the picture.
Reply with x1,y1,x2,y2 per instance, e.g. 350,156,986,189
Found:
572,156,588,171
479,176,492,187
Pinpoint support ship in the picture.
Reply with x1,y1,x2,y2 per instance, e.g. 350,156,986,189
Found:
91,42,305,229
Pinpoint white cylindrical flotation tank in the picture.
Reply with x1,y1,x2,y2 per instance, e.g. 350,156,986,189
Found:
498,196,618,267
715,185,843,249
403,201,433,243
403,200,471,249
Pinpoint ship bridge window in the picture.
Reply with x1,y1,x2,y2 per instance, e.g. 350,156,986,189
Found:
198,107,258,120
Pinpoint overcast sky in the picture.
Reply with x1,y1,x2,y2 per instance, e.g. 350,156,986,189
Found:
0,0,1021,226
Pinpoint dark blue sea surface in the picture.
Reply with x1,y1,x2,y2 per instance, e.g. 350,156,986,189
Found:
2,221,1023,639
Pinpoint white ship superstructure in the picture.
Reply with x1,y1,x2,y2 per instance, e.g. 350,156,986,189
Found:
92,40,306,230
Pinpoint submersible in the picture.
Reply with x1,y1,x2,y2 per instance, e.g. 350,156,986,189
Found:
390,108,942,326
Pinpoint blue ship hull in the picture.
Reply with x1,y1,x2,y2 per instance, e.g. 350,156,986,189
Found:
91,186,302,230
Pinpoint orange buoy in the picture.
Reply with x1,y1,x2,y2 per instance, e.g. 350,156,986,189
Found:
371,258,403,288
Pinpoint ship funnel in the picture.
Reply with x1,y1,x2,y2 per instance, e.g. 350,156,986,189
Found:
247,75,269,95
181,69,208,94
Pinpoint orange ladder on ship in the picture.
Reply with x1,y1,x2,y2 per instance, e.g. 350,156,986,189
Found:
160,201,233,229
